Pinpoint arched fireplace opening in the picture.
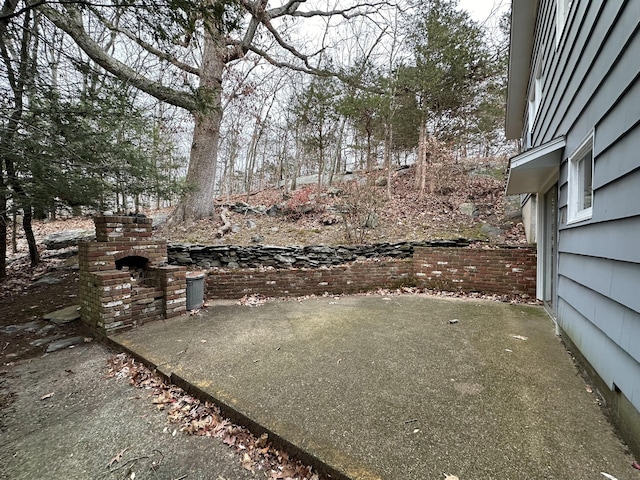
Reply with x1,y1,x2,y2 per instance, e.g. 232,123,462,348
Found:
115,255,150,284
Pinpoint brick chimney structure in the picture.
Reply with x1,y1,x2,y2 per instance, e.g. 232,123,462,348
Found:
78,215,187,334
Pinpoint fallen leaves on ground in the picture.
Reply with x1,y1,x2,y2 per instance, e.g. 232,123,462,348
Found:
162,160,527,247
303,286,537,305
236,294,270,307
106,353,324,480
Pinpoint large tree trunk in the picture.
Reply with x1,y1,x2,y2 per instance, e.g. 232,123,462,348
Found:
173,30,224,222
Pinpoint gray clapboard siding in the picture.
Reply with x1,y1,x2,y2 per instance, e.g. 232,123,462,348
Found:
557,296,640,409
536,0,621,141
590,169,640,222
524,0,557,137
551,14,640,145
621,309,640,367
564,30,640,152
594,69,640,155
534,0,610,142
557,275,640,361
558,277,624,346
594,125,640,188
558,253,640,316
557,216,640,264
536,1,635,144
557,162,568,206
557,297,613,384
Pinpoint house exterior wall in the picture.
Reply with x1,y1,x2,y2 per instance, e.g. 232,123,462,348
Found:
521,0,640,429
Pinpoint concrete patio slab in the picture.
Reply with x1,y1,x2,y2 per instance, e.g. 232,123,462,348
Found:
110,294,636,479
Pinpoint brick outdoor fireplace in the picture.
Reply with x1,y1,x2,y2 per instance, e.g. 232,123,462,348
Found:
79,215,187,334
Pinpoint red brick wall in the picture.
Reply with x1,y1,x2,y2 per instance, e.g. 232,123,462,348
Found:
206,260,414,298
94,215,153,242
412,247,536,297
205,247,536,300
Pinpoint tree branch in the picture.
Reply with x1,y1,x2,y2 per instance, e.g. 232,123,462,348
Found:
242,43,330,77
35,2,198,112
258,17,320,68
87,5,200,76
0,0,19,93
263,0,303,19
223,0,266,63
269,1,389,19
1,0,123,21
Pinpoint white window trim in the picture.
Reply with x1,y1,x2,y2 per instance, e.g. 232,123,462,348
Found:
527,54,544,144
567,132,594,224
556,0,573,48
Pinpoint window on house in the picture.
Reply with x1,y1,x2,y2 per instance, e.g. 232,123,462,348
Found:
568,133,593,223
527,56,543,143
556,0,573,46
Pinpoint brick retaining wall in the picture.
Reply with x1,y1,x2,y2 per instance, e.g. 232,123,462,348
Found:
205,246,536,299
412,247,536,297
207,260,414,298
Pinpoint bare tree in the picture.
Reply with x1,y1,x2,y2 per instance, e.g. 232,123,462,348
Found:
31,0,386,222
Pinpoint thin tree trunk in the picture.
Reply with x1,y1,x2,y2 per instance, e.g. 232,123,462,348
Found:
0,168,6,280
291,128,301,191
1,7,38,267
224,124,240,201
317,131,324,194
22,206,38,266
384,122,393,200
257,135,268,191
244,116,261,197
4,159,39,267
278,128,288,193
366,129,372,174
329,118,346,185
417,120,428,200
11,208,17,254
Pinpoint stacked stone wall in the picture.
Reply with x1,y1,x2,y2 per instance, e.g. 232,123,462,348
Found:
168,240,470,270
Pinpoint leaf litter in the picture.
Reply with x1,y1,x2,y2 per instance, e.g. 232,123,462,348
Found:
106,353,322,480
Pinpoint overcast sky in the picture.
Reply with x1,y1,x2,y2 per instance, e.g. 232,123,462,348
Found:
458,0,509,23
